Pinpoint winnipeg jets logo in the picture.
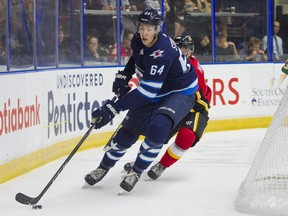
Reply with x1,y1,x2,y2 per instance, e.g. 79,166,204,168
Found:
150,50,164,59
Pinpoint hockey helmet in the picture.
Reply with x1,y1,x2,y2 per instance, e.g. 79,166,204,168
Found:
174,36,194,53
138,8,164,27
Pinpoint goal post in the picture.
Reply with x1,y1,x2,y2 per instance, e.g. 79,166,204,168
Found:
235,86,288,216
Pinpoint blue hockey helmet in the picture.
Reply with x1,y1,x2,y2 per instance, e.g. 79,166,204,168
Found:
138,8,164,27
174,35,195,53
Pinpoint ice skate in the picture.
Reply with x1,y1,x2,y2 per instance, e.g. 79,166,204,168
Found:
147,162,166,180
84,166,109,186
120,170,141,192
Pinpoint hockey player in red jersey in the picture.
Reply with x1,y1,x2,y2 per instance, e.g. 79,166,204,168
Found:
147,35,212,180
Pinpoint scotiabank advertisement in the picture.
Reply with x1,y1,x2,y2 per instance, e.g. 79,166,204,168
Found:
0,63,287,165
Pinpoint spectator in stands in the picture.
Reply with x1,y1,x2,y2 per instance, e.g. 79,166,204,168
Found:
144,0,161,9
216,30,239,62
201,0,211,13
84,35,109,62
172,0,211,55
261,20,283,61
98,0,131,10
100,0,116,10
197,19,211,55
165,0,171,13
9,21,33,65
58,27,67,61
10,21,28,54
129,0,142,11
0,35,6,65
122,0,131,10
109,30,133,64
172,0,209,13
240,37,267,62
143,0,170,12
85,0,103,9
183,0,202,12
58,26,80,63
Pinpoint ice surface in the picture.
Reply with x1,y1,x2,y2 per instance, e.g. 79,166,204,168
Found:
0,128,266,216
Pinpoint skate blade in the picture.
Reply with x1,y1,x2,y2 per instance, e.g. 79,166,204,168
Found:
82,182,92,188
144,172,154,181
144,177,152,181
118,188,128,195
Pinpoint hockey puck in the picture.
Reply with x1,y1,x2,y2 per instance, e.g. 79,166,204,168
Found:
32,205,42,209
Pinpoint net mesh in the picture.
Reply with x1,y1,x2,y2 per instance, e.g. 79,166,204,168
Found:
235,87,288,216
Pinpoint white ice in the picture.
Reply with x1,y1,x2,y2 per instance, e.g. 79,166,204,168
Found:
1,128,267,216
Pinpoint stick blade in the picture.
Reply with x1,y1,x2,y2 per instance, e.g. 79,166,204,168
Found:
15,193,38,205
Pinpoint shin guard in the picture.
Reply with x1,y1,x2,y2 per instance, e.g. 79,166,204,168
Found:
160,127,196,168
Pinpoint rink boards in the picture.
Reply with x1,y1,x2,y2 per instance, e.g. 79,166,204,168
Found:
0,63,287,183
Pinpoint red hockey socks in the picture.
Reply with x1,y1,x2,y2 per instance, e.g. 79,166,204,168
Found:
160,127,196,168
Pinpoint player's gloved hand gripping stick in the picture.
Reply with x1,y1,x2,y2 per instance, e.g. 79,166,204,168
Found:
112,70,132,98
15,95,118,206
91,99,121,129
90,71,127,130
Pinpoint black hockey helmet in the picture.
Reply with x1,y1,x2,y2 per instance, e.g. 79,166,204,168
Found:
138,8,164,27
174,35,195,53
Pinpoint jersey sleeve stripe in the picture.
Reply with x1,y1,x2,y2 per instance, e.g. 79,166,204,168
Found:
137,86,158,99
154,79,198,98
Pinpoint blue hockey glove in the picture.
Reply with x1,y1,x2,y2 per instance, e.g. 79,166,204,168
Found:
92,100,121,129
112,70,132,98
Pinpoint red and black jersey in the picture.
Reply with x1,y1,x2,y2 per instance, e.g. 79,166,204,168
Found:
189,55,212,113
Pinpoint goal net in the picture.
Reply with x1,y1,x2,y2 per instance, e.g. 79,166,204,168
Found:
235,87,288,216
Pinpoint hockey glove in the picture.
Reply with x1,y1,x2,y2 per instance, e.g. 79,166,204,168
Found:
92,100,121,129
112,70,132,98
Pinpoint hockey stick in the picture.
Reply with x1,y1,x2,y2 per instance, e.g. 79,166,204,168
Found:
103,122,123,151
15,95,117,205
